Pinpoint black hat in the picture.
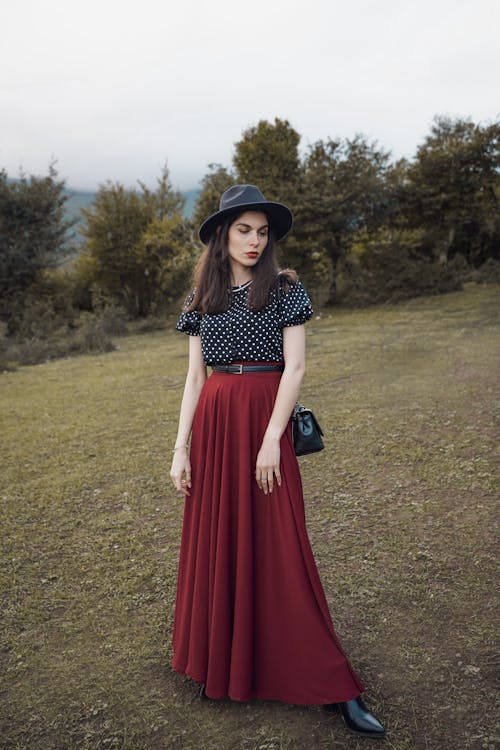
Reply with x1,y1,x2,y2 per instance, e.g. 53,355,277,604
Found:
198,184,293,245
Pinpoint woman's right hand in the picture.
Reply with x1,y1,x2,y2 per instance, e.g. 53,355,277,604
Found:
170,447,192,496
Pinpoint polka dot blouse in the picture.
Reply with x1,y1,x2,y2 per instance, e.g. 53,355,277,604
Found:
176,278,313,365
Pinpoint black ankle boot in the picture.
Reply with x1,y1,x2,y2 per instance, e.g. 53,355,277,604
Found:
325,696,386,738
199,683,208,700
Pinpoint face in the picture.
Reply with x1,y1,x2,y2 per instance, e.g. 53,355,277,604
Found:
227,211,269,278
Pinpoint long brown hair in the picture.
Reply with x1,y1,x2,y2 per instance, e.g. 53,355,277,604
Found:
186,211,296,314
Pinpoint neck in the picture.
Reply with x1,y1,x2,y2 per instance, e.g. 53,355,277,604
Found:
230,270,253,287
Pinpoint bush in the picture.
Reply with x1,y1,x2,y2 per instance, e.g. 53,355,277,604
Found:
64,253,99,311
282,240,333,310
74,313,116,353
335,229,463,307
89,286,128,336
0,310,116,371
98,306,128,337
129,315,170,334
474,258,500,284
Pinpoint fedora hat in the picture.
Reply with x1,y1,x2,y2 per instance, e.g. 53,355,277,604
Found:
198,184,293,245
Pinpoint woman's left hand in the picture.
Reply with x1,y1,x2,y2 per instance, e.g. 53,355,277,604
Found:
255,436,282,495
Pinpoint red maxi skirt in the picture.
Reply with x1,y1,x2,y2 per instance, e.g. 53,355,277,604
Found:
172,367,365,704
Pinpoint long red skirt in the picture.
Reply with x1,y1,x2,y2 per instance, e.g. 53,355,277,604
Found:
172,367,365,704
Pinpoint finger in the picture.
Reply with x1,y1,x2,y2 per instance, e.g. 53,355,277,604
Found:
264,471,274,494
275,468,282,488
258,470,268,493
255,468,263,491
172,473,189,496
267,470,274,494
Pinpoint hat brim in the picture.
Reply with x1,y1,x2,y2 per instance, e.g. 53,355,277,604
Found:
199,201,293,245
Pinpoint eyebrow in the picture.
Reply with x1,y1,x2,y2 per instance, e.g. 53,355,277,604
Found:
235,222,269,230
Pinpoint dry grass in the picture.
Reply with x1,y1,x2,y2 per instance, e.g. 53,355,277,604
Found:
1,283,498,750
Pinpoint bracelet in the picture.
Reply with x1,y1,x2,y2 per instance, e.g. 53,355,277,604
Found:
172,444,188,452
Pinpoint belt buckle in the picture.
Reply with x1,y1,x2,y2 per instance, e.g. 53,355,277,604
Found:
235,364,243,374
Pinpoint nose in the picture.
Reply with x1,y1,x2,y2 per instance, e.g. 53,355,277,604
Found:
249,230,261,246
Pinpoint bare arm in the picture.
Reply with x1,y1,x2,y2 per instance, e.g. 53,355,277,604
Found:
170,336,207,496
255,324,306,494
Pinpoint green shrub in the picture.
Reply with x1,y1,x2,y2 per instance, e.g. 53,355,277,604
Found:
474,258,500,284
0,311,116,371
89,286,128,336
74,312,116,353
336,228,463,307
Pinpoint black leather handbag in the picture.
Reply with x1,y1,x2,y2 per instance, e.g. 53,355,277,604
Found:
292,404,325,456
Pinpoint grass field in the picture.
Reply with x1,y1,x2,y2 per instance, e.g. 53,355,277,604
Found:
1,284,498,750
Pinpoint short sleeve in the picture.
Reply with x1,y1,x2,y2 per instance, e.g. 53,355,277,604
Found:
176,292,202,336
279,280,314,327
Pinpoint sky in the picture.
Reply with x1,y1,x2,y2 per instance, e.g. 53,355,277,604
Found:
1,0,498,192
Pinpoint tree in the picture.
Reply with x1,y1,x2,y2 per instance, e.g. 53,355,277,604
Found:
0,163,74,313
233,118,301,207
135,215,195,312
336,227,461,306
81,164,190,315
138,162,185,220
403,116,500,265
298,135,391,301
81,183,151,313
192,163,235,235
232,118,312,285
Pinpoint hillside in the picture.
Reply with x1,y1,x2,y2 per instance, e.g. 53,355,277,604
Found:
1,284,498,750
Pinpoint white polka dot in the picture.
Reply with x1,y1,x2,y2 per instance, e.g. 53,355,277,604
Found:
176,279,313,364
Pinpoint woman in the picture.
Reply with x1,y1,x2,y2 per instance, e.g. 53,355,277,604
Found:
169,185,385,738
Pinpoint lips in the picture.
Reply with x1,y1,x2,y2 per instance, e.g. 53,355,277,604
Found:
245,252,259,259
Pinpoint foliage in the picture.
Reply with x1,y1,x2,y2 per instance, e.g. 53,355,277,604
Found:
336,227,463,306
194,115,499,306
295,136,391,302
473,257,500,284
402,116,500,265
81,164,192,316
3,114,499,344
134,214,195,311
0,267,127,369
0,163,75,318
0,304,117,371
231,119,307,289
65,252,100,311
233,118,302,207
81,184,152,314
293,246,334,309
191,163,235,233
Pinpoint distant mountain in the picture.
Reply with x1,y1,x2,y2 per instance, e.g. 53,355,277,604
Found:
182,189,200,219
63,188,96,245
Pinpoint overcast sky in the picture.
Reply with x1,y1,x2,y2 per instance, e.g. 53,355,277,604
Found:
1,0,498,192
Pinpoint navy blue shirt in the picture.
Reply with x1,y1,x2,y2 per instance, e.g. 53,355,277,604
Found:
176,279,313,365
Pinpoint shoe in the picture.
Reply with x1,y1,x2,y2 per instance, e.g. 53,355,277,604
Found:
325,696,386,738
199,683,208,700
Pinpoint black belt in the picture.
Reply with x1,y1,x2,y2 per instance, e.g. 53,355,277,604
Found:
212,363,284,374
